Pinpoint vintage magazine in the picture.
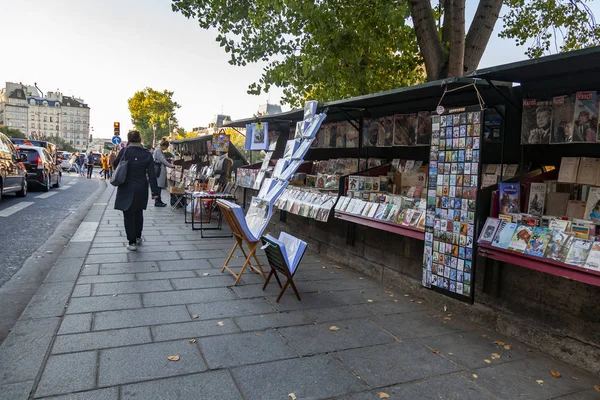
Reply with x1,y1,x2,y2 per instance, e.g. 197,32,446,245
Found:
524,227,552,257
499,183,520,214
557,157,580,183
393,114,417,146
416,111,432,145
507,225,534,252
544,230,572,262
362,119,380,147
584,187,600,223
573,91,599,143
378,116,394,147
521,99,552,145
564,238,593,267
492,222,518,249
584,242,600,271
478,217,501,244
551,95,576,143
527,183,546,216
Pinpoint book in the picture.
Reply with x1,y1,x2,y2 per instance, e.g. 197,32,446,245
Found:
283,140,301,159
557,157,580,183
548,219,571,232
584,187,600,223
303,114,327,139
508,225,533,252
551,94,576,143
263,232,308,275
573,91,599,143
527,183,546,216
524,227,552,257
564,238,593,267
492,222,518,249
545,192,570,216
499,183,520,214
279,160,304,181
521,99,552,145
258,178,277,198
292,138,314,160
584,242,600,271
576,157,600,185
566,200,586,219
272,159,290,179
544,230,572,262
478,218,501,244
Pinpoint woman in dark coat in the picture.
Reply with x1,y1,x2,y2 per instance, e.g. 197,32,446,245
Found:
114,131,159,251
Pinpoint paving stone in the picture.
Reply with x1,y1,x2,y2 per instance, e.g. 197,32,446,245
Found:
142,235,188,242
337,342,461,387
91,243,125,248
366,299,423,315
88,246,130,254
36,351,96,398
307,278,379,292
93,305,191,331
344,373,496,400
370,311,468,340
43,258,84,283
57,313,92,335
86,253,128,264
135,270,196,280
170,276,237,290
98,340,207,386
142,287,236,307
91,280,172,296
67,293,143,314
200,330,298,368
121,370,242,400
59,242,93,259
231,282,315,300
77,274,136,284
270,291,347,312
187,298,275,320
294,268,350,281
232,355,365,400
552,389,600,399
0,380,33,400
194,242,235,250
92,236,128,244
158,259,213,271
71,284,91,297
52,327,151,354
303,304,376,323
335,287,406,305
178,250,227,260
465,358,598,400
418,330,531,370
279,319,394,356
19,282,73,319
35,387,118,400
151,319,240,341
237,272,269,285
234,311,313,331
80,264,99,276
127,251,181,262
100,262,159,275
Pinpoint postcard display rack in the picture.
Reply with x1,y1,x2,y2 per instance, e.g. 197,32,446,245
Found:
422,106,484,302
218,103,327,285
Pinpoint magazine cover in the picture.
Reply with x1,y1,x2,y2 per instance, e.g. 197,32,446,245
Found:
551,95,576,143
521,99,552,145
573,91,599,143
507,225,533,252
393,114,417,146
524,227,552,257
584,187,600,223
544,230,572,262
483,107,504,143
564,238,593,267
584,242,600,271
362,119,379,147
379,116,394,147
345,123,359,148
478,218,501,244
527,182,546,216
416,111,432,145
491,222,518,249
499,183,520,214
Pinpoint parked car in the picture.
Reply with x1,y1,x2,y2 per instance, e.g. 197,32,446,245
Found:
14,145,61,191
0,132,28,199
56,151,73,171
10,138,57,160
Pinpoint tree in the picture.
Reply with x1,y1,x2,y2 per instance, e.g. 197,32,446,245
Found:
173,0,600,102
0,126,26,138
38,136,75,152
128,88,181,145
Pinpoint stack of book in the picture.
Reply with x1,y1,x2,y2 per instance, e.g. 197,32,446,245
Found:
275,187,337,222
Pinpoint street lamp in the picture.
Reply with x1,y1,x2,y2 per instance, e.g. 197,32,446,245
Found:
152,123,157,147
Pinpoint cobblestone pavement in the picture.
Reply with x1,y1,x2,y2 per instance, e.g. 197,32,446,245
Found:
0,186,598,399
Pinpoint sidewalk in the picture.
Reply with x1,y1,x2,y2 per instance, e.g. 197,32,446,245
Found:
0,186,598,399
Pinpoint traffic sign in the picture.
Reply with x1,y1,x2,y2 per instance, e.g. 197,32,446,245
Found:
112,136,122,145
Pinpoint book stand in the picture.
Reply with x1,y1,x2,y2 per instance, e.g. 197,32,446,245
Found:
218,200,267,285
260,235,304,302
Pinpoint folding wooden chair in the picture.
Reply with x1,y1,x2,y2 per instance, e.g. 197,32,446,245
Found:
260,235,303,303
218,200,267,286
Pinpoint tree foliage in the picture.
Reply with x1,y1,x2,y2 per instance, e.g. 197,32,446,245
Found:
39,135,75,152
0,126,26,138
174,0,600,100
172,0,424,107
128,88,181,145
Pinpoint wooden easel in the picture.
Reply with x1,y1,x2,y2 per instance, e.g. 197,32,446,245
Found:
218,200,267,285
260,235,304,303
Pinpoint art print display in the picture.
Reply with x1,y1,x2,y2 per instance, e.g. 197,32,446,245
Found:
551,95,575,143
422,106,483,300
362,119,380,147
521,99,552,145
379,116,394,147
572,91,599,143
416,111,432,145
212,131,230,153
393,113,417,146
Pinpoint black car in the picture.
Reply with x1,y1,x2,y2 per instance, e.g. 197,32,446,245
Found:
0,132,28,199
15,145,61,191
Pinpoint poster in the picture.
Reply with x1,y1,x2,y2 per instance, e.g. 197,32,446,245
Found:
212,130,230,153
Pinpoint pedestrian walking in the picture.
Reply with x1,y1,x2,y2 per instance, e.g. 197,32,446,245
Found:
86,153,94,178
69,153,79,174
108,150,117,179
77,153,86,177
153,140,175,207
101,154,110,179
114,131,159,251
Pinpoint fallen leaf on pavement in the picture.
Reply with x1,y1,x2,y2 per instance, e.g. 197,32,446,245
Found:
333,265,342,269
288,393,296,400
417,301,422,304
571,376,578,380
550,371,561,379
444,317,452,321
189,339,196,344
255,333,261,336
491,353,501,359
202,273,210,276
472,374,478,379
329,326,340,331
404,294,410,297
394,300,398,302
484,359,492,364
359,277,364,280
410,299,415,302
112,294,118,297
384,289,394,297
167,355,180,361
481,334,488,338
504,345,511,350
322,266,327,269
536,380,544,385
493,341,505,346
367,299,374,303
191,315,198,319
594,385,600,392
217,321,224,326
431,350,440,354
378,392,390,399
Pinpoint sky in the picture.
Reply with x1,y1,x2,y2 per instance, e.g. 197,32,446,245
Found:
1,0,596,140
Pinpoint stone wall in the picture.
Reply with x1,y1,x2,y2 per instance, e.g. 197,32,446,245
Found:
269,212,600,374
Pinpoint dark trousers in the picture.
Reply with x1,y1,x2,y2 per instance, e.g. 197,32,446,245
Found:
86,165,94,178
123,208,144,244
156,187,162,203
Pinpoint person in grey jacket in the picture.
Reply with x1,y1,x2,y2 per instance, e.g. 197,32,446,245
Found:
153,140,175,207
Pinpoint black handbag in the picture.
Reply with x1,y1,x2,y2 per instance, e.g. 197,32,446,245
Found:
110,148,129,187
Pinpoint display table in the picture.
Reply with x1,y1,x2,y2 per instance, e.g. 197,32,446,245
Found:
334,210,425,240
184,191,236,238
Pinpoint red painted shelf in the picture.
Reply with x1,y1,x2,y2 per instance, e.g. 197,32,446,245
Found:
334,211,425,240
478,243,600,287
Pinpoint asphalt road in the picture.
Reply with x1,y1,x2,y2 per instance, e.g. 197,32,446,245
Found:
0,171,104,288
